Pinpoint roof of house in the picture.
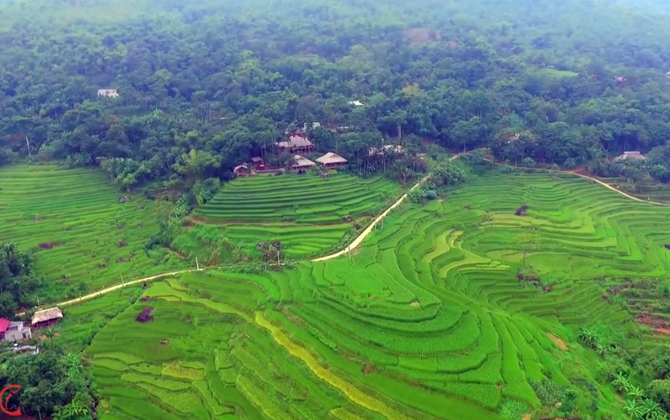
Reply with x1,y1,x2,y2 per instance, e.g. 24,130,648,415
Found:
277,135,313,149
233,164,248,172
616,151,645,160
348,100,364,106
251,157,263,163
369,144,406,156
31,307,63,325
97,89,119,96
0,318,10,333
292,155,316,167
316,152,348,165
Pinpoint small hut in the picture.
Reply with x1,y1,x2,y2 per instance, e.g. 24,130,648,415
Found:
290,155,316,172
234,164,252,177
97,89,119,97
615,151,645,161
31,307,63,329
316,152,348,169
250,157,265,170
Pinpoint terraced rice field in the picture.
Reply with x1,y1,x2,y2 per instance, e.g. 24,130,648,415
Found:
190,174,400,257
0,164,187,300
71,169,670,420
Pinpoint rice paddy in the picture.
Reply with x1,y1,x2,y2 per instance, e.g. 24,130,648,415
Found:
188,173,400,257
68,168,670,420
0,164,188,300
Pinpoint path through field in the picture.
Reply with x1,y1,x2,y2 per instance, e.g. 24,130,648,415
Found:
28,152,669,311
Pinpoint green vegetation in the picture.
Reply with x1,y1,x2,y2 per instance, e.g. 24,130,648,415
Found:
48,167,670,420
0,347,96,420
0,164,187,301
183,173,399,259
2,0,670,419
0,242,38,317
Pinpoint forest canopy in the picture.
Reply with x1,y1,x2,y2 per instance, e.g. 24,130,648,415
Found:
1,0,670,190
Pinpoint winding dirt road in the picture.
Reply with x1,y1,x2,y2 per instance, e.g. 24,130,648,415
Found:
27,153,668,311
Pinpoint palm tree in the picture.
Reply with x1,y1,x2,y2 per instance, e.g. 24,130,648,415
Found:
641,399,664,419
626,385,644,400
612,372,630,394
623,399,644,420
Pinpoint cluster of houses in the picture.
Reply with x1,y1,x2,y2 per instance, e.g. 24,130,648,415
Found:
0,307,63,345
234,123,350,177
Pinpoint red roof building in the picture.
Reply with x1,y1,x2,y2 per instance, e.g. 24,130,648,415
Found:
0,318,10,334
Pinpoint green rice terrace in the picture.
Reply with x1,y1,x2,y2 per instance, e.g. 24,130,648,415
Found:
0,164,187,300
56,169,670,420
188,173,400,258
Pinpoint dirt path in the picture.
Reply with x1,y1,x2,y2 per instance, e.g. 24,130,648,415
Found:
569,172,670,206
312,154,461,262
16,269,204,315
34,151,668,311
488,159,670,206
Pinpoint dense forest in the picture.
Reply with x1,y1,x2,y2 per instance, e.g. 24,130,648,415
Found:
2,0,670,199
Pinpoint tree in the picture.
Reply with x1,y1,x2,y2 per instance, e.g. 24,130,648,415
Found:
647,380,670,412
172,149,220,189
431,162,466,187
0,243,39,312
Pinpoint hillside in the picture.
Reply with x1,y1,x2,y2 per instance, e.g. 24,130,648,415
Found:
49,167,670,420
2,0,670,419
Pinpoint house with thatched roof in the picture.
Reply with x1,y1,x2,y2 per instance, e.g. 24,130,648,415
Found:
250,157,265,169
615,151,646,161
97,89,119,98
316,152,348,169
290,155,316,172
277,135,314,154
31,307,63,329
233,163,252,177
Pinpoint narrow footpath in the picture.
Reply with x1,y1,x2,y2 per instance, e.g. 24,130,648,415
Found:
26,152,667,311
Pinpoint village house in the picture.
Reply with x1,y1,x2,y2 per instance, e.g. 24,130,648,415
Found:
276,135,315,154
0,318,32,342
348,100,364,106
615,151,645,161
97,89,119,97
233,163,253,177
316,152,348,169
31,307,63,329
250,157,266,170
290,155,317,172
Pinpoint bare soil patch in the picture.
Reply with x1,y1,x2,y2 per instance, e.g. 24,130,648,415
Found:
547,333,567,350
410,301,420,307
362,364,375,375
636,313,670,329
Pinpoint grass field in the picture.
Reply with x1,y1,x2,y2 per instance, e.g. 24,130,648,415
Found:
62,168,670,420
184,173,400,258
0,164,188,301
